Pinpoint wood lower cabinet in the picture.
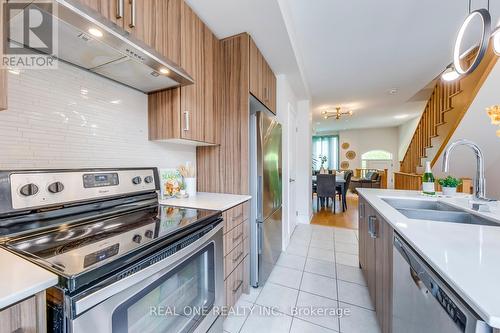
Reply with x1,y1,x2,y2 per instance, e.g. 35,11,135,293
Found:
248,37,276,114
148,1,217,145
223,202,250,308
0,292,46,333
358,197,394,333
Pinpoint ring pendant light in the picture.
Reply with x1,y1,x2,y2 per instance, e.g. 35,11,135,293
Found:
453,3,491,75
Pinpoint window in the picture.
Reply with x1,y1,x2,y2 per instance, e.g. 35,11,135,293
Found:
312,135,339,171
361,150,393,169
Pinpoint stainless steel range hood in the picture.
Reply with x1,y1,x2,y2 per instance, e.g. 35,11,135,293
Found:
8,0,193,93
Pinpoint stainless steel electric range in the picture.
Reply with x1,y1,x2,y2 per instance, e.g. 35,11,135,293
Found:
0,168,224,333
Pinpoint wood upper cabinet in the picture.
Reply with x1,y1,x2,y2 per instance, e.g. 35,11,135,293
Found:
76,0,180,64
249,37,276,114
359,198,394,333
0,0,7,111
148,1,217,145
75,0,124,26
179,2,204,142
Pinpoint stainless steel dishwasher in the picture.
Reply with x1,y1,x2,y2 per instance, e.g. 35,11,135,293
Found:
392,234,492,333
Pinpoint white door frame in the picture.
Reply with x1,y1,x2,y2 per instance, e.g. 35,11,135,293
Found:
285,102,298,246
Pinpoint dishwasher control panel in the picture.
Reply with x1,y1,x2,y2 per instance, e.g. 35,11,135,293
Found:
431,282,467,332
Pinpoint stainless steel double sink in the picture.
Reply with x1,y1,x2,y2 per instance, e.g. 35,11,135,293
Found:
382,198,499,226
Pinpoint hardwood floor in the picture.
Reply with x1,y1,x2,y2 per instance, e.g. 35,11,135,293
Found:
311,192,359,230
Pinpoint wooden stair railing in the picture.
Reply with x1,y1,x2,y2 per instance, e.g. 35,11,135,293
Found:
397,43,498,190
394,172,473,193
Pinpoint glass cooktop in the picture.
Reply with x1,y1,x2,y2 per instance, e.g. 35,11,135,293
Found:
3,205,220,277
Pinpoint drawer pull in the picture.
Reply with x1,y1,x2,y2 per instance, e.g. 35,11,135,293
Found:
232,214,243,222
129,0,136,28
232,251,244,263
233,232,243,242
232,280,243,293
116,0,124,18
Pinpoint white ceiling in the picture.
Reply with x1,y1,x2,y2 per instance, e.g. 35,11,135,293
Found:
186,0,500,131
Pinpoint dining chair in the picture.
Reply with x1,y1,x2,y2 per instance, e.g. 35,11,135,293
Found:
316,174,337,213
337,170,353,211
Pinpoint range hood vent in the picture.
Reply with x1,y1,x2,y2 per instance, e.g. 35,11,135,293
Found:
8,0,193,93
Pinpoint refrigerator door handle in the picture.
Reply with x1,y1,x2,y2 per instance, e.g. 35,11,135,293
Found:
257,175,263,220
257,220,263,254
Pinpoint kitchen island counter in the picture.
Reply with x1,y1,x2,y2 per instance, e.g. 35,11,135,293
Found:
358,188,500,328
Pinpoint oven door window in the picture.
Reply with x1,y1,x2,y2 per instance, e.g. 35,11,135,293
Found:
112,243,215,333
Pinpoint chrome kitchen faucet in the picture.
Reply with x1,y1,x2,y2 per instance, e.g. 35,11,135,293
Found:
442,139,496,208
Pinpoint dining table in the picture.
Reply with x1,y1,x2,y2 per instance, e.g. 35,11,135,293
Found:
312,175,347,212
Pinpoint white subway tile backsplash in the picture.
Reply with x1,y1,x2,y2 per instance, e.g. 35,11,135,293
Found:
1,62,195,169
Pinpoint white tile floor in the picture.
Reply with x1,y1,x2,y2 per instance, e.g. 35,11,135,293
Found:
223,224,381,333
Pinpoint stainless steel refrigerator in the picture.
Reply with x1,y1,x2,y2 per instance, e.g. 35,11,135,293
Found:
249,101,282,288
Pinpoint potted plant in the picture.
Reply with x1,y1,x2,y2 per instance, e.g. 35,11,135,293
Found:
438,176,462,196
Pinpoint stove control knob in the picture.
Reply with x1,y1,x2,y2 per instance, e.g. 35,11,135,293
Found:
144,176,154,184
145,230,154,239
19,183,39,197
132,234,142,244
48,181,64,194
132,176,142,185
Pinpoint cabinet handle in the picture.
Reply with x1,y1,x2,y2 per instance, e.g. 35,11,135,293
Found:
359,203,365,218
232,251,244,263
368,216,378,239
233,232,243,242
129,0,136,28
232,280,243,293
264,87,268,101
116,0,124,18
183,111,190,131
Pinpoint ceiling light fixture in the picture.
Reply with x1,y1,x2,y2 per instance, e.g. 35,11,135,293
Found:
88,28,103,38
441,66,461,81
159,68,170,75
388,88,398,95
322,107,353,120
453,6,491,75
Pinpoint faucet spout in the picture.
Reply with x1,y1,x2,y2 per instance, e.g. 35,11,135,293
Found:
442,139,489,201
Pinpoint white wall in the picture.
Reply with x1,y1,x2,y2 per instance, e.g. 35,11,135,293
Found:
276,74,299,249
338,127,399,173
398,116,420,161
295,99,313,224
0,62,196,169
434,60,500,199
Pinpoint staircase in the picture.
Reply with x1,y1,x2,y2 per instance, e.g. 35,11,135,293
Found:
396,44,498,190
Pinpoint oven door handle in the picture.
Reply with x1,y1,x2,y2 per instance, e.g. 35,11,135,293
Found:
72,222,223,316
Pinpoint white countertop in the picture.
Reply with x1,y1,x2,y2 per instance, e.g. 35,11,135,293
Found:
0,249,57,309
159,192,251,211
357,188,500,328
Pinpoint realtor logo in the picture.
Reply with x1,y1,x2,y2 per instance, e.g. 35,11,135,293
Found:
2,0,58,69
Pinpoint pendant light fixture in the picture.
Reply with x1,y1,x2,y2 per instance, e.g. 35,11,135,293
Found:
453,0,491,75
